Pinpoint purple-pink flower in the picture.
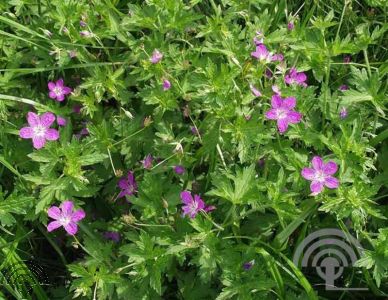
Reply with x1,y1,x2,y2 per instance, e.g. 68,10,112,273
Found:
301,156,339,196
48,79,72,101
250,84,262,97
285,68,307,87
163,79,171,91
287,22,294,31
47,200,85,235
251,44,270,62
57,116,67,127
118,171,137,198
103,231,120,242
150,49,163,64
265,95,302,133
340,107,348,119
243,260,255,270
272,85,281,95
271,53,284,62
19,112,59,149
142,154,153,169
339,85,349,91
343,55,351,64
180,191,215,219
174,165,185,175
80,30,92,37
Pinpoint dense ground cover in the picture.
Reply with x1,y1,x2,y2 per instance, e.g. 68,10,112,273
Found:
0,0,387,299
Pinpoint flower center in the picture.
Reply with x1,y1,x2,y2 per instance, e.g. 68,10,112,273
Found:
53,86,63,96
33,125,46,137
59,216,71,227
190,201,199,214
314,170,326,182
276,109,287,119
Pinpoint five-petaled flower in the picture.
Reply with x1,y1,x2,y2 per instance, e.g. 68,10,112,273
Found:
285,68,307,87
48,79,72,101
265,95,302,133
180,191,215,218
301,156,339,196
251,44,270,62
118,171,137,198
19,112,59,149
47,200,85,235
150,49,163,64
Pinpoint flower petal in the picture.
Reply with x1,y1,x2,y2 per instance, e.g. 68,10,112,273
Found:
310,181,324,195
71,209,85,222
64,222,78,235
47,221,62,232
301,168,315,180
40,112,56,127
49,91,57,99
62,87,72,95
325,177,339,189
194,195,205,210
323,161,338,175
118,178,129,190
311,156,324,170
287,111,302,123
277,119,289,133
282,97,296,109
19,127,33,139
271,95,282,108
48,82,56,90
48,206,61,219
56,94,65,102
56,78,64,87
60,201,74,216
265,109,278,120
27,112,40,126
180,191,193,204
32,136,46,149
45,129,59,141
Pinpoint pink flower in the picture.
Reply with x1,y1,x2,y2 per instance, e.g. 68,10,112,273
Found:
272,85,281,95
142,154,153,169
80,30,92,37
250,84,262,97
47,201,85,235
80,20,87,27
19,112,59,149
68,50,77,58
72,105,82,114
118,171,137,198
174,165,185,175
271,53,284,62
48,79,72,102
285,68,307,87
150,49,163,64
301,156,339,195
56,116,67,127
343,56,351,64
180,191,215,218
265,95,302,133
339,85,349,91
103,231,120,242
251,44,270,62
287,22,294,30
163,79,171,91
265,68,273,78
339,107,348,119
